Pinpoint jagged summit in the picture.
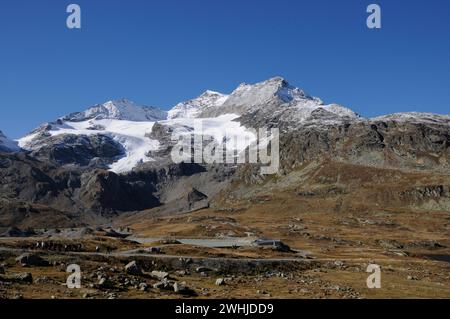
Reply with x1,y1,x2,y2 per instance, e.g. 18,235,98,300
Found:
62,98,167,122
168,90,228,119
166,76,358,122
170,77,326,119
199,77,333,118
233,76,318,104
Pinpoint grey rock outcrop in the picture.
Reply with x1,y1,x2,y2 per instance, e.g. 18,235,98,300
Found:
16,253,49,267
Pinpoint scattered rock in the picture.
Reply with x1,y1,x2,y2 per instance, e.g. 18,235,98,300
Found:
376,239,404,249
0,272,33,284
35,276,56,284
0,265,4,275
151,278,193,294
333,260,345,269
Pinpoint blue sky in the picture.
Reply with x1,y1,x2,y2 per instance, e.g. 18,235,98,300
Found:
0,0,449,138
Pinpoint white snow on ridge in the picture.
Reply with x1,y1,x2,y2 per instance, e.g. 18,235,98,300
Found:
64,99,167,122
168,90,228,119
18,114,257,173
222,76,320,110
68,119,161,173
372,112,450,124
19,119,160,173
325,103,360,119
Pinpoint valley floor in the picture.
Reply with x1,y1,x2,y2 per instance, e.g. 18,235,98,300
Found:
0,199,449,299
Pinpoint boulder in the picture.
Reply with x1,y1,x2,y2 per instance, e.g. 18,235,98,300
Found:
173,281,189,294
150,270,169,281
152,278,191,294
195,266,212,273
139,282,148,291
16,253,49,267
153,279,172,290
174,281,195,295
124,261,142,276
215,278,225,286
97,277,115,289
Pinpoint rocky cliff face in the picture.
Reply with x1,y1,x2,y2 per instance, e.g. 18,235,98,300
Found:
27,134,125,168
272,116,450,174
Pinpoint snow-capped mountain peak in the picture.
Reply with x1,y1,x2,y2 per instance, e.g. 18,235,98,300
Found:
199,77,324,118
228,76,318,105
168,90,228,119
62,99,167,122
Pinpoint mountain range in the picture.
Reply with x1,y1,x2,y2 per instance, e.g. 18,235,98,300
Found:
1,77,449,228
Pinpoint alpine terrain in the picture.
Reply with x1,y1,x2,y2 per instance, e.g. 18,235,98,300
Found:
0,77,449,299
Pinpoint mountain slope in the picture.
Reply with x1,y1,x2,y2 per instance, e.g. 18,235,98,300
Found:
0,130,19,152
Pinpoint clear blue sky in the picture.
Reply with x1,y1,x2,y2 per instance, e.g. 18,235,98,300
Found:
1,0,449,138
